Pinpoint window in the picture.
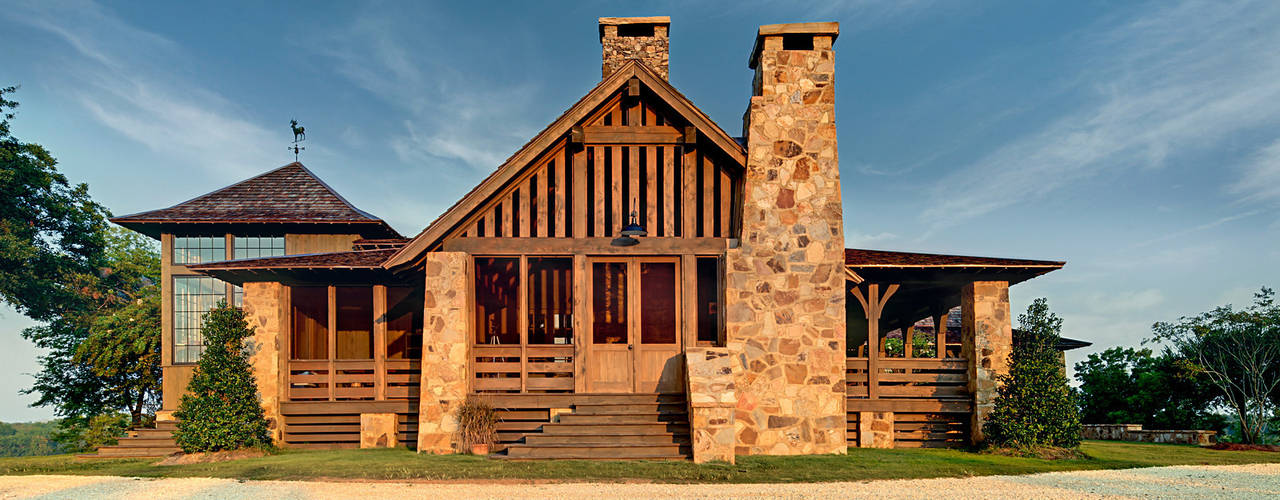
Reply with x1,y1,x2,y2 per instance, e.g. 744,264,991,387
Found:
232,285,244,308
291,286,328,359
233,236,285,259
173,236,226,265
696,257,721,345
591,262,628,344
527,258,573,345
640,262,677,344
173,276,226,363
386,287,423,359
474,257,520,345
335,286,373,359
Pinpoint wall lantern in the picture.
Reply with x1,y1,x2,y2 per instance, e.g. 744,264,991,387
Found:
611,208,647,247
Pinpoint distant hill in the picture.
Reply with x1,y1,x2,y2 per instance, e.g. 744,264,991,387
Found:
0,421,67,457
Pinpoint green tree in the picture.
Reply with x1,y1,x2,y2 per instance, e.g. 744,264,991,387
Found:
1074,347,1226,430
1151,287,1280,444
173,303,270,452
985,298,1082,449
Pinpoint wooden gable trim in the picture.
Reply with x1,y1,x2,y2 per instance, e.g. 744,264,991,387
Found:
385,61,745,269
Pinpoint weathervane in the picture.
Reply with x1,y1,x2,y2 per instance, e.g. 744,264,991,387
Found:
288,119,306,161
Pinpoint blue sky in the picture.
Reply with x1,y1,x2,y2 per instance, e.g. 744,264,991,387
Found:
1,0,1277,421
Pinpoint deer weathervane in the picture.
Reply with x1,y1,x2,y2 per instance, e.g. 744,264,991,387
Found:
288,119,306,161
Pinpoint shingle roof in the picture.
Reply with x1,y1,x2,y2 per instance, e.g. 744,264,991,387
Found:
845,248,1064,268
186,249,395,270
110,162,393,227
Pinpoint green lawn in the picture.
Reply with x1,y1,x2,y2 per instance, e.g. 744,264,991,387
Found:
0,441,1276,483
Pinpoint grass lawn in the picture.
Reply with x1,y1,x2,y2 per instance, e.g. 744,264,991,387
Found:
0,441,1276,483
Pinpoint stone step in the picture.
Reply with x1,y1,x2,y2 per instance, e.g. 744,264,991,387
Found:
132,429,174,439
571,402,687,415
504,443,688,459
111,437,177,448
523,433,690,446
539,422,688,435
557,413,686,425
93,445,180,457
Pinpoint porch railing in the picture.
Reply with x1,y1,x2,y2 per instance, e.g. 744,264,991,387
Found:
846,357,969,399
472,344,574,393
287,359,421,401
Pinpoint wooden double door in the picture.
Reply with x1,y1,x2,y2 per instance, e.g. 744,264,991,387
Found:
584,257,684,393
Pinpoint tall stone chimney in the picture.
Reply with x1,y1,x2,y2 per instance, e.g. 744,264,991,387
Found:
724,22,844,455
599,16,670,80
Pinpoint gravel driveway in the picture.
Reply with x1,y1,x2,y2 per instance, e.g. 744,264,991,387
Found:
2,464,1278,499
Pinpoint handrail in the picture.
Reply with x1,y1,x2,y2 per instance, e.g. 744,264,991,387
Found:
473,344,574,393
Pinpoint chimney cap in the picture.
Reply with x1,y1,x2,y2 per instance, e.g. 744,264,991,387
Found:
748,22,840,69
599,16,670,39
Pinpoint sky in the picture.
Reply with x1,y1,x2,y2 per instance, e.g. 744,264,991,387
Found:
1,0,1278,422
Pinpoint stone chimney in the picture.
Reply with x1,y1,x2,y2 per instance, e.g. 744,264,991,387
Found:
724,22,845,455
599,16,670,80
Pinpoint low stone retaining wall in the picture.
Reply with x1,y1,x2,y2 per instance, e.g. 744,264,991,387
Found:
1082,424,1216,445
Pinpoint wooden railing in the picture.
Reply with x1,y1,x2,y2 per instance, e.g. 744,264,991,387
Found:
472,344,574,393
846,357,969,400
288,359,421,401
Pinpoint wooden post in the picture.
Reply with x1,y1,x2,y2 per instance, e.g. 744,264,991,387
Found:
373,285,387,400
850,283,899,400
518,256,528,393
573,254,588,393
681,254,697,348
904,325,913,359
572,146,587,238
327,285,336,401
933,310,948,359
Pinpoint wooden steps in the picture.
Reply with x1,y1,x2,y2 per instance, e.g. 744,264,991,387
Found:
498,394,690,460
79,421,180,459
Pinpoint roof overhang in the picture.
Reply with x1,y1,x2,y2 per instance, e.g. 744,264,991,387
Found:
109,219,400,240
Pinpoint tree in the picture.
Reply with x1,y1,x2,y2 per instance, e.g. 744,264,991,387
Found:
1074,347,1226,430
172,303,270,452
984,298,1082,449
1151,287,1280,444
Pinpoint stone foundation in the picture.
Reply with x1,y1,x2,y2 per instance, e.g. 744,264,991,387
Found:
361,413,400,448
1083,424,1216,445
417,252,470,453
242,281,286,444
686,348,737,464
962,281,1011,444
857,412,894,448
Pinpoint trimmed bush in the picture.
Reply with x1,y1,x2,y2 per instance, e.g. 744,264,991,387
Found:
984,298,1082,449
172,302,270,452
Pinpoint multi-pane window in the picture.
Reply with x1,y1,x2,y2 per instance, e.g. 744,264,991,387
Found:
233,236,285,259
173,276,227,364
173,236,226,265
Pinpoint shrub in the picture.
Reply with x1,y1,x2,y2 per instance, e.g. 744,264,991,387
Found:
172,302,270,452
984,298,1082,449
455,396,498,452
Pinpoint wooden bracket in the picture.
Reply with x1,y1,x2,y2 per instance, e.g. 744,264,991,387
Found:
570,126,584,144
683,126,697,144
627,77,641,97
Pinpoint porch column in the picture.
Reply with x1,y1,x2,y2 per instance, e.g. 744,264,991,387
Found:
241,281,286,444
961,281,1012,445
417,252,471,454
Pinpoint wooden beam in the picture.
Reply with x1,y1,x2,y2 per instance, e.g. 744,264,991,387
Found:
645,145,657,234
662,146,675,237
327,285,336,401
555,154,567,238
682,146,696,238
593,147,606,237
442,237,729,255
373,285,387,400
573,254,588,393
682,254,697,349
571,147,586,238
627,77,641,97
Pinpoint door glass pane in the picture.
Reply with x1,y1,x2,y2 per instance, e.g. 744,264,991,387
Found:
695,257,720,344
640,262,677,344
475,257,520,345
335,286,373,359
528,257,573,345
291,286,328,360
591,262,627,344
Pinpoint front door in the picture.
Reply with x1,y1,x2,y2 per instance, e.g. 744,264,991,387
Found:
585,257,683,393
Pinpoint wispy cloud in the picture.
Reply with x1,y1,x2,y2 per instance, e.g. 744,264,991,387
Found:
920,0,1280,229
317,14,538,173
1230,137,1280,204
7,0,276,179
846,231,899,247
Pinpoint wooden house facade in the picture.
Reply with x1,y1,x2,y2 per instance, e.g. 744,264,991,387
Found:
107,17,1068,461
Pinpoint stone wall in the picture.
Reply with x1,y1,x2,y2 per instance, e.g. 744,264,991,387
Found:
685,348,737,464
1083,424,1216,446
723,25,846,456
417,251,471,453
361,413,400,449
241,281,285,444
857,412,894,448
962,281,1012,444
599,18,670,80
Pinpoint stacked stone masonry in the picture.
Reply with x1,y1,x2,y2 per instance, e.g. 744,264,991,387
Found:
1083,424,1216,446
962,281,1012,444
416,252,471,453
361,413,400,448
685,347,738,464
600,20,670,80
857,412,894,448
242,281,285,444
724,30,847,456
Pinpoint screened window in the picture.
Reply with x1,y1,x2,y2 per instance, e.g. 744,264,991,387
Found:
335,287,373,359
233,236,285,259
291,286,329,360
527,258,573,345
173,276,226,364
696,257,721,345
173,236,226,265
232,285,244,308
475,257,520,345
387,287,423,359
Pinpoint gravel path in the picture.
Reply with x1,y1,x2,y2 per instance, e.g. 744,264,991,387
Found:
2,464,1278,499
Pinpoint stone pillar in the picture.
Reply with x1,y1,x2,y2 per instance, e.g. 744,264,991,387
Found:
361,413,399,449
857,412,894,448
599,17,670,80
724,22,845,456
417,252,470,453
962,281,1012,444
242,281,285,444
685,347,737,464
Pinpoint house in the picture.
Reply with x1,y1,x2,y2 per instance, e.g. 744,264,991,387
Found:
108,17,1066,462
